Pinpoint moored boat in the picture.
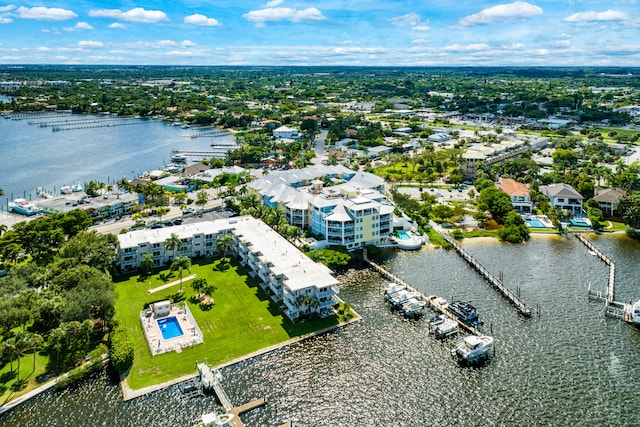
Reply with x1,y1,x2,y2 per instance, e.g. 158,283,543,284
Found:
455,335,494,365
448,300,481,327
632,300,640,327
434,318,459,339
8,198,40,216
60,185,73,194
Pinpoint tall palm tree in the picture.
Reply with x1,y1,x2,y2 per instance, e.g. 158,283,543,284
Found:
196,190,209,216
164,233,183,261
81,319,94,350
216,235,234,259
171,256,191,292
0,223,7,237
25,332,43,372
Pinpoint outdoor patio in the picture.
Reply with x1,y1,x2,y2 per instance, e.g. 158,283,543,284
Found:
140,301,204,356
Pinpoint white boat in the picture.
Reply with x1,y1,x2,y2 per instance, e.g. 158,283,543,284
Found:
8,198,40,216
434,318,459,339
384,282,404,297
632,300,640,326
171,150,189,162
60,185,73,194
71,183,84,192
401,297,426,317
455,335,494,365
199,411,235,427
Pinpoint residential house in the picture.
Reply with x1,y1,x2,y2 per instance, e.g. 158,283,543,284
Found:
496,178,533,214
594,187,625,217
539,183,584,216
273,125,300,140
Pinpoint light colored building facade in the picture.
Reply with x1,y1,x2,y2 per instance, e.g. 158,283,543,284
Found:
273,125,300,140
539,183,584,216
249,165,394,250
594,187,625,217
496,178,533,214
116,216,340,320
462,139,530,180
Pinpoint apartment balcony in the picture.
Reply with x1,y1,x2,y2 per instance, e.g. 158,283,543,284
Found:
318,296,339,309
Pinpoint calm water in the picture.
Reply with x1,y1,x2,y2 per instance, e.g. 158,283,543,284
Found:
2,235,640,426
0,113,233,209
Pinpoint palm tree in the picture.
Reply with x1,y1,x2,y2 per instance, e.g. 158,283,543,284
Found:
4,337,18,374
171,256,191,292
140,252,154,275
81,319,94,350
196,190,209,216
0,223,7,237
216,234,234,259
48,327,66,368
25,332,43,373
164,232,183,260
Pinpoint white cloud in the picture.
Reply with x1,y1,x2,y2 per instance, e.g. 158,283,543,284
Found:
184,13,220,27
501,43,525,50
17,6,78,21
0,5,15,13
563,10,628,23
35,46,51,52
89,8,168,24
391,13,421,27
78,40,105,48
166,50,206,57
74,22,94,30
108,23,126,29
77,41,104,49
391,13,430,31
459,2,542,27
0,17,12,24
443,43,491,52
265,0,284,7
243,7,325,24
550,40,571,48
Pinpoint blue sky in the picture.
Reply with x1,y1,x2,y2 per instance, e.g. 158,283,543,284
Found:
0,1,639,66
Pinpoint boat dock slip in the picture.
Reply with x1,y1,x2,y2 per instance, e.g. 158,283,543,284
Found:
364,248,483,337
431,223,533,317
577,234,615,304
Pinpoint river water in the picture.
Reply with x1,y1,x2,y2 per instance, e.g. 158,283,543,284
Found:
0,113,234,210
2,234,639,426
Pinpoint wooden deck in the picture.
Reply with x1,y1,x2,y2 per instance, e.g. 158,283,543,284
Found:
432,223,533,317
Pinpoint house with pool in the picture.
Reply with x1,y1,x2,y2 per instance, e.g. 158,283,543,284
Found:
496,178,533,214
116,216,341,322
538,183,584,216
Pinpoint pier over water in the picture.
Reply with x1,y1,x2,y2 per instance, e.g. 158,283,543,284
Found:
431,223,533,317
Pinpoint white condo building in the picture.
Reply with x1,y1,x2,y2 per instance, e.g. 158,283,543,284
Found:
116,216,340,320
248,165,395,250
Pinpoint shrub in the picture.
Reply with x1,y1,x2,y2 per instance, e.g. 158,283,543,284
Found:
109,326,134,375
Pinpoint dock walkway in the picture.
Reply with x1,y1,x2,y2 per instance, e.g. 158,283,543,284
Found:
431,223,532,317
578,234,635,324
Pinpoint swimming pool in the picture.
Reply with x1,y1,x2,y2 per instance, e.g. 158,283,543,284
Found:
396,231,411,240
526,218,547,228
157,316,184,340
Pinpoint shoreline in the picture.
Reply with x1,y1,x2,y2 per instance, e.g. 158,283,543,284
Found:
120,311,362,401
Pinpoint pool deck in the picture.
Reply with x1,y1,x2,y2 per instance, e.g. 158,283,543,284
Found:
141,304,204,356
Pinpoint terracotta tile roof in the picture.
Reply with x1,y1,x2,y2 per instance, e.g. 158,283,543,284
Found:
496,178,529,197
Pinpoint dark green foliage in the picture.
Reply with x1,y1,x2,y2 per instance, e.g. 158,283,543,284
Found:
307,247,352,270
477,186,514,223
497,212,530,243
109,326,134,375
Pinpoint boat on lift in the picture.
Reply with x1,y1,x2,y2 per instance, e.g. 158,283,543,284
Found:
455,335,494,365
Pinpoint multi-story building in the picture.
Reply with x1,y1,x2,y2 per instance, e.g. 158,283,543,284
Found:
539,183,584,216
461,140,530,180
496,178,533,214
249,165,395,250
593,187,625,217
116,216,340,320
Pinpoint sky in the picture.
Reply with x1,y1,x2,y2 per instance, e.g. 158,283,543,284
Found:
0,1,639,66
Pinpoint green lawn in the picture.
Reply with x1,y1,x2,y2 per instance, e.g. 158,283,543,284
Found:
0,352,50,405
115,257,346,390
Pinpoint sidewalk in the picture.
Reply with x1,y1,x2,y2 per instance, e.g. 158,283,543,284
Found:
147,274,197,294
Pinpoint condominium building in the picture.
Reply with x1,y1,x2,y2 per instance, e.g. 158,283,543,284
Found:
116,216,340,320
462,139,530,179
249,165,394,250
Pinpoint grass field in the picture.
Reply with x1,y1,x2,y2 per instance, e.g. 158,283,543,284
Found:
115,257,348,390
0,352,50,405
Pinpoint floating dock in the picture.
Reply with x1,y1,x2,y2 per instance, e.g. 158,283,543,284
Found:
431,223,533,317
579,234,636,324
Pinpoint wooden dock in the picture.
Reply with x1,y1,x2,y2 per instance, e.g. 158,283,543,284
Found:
363,248,483,336
432,224,533,317
197,362,266,427
578,234,637,325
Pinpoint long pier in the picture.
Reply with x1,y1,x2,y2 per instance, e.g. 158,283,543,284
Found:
52,120,148,132
578,234,636,324
363,248,483,336
189,129,230,139
172,148,237,160
431,223,533,317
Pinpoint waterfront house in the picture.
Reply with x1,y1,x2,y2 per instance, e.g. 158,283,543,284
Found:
594,187,626,217
496,178,533,214
116,216,340,320
538,183,584,216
